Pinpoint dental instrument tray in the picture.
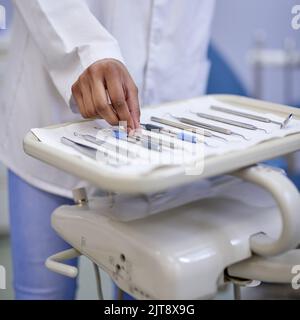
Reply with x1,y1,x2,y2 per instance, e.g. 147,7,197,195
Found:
24,95,300,193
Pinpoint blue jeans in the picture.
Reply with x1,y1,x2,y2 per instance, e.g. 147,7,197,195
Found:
8,170,78,300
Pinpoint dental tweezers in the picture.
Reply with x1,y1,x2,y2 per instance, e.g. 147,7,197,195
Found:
61,137,97,159
61,136,128,166
211,105,293,129
74,132,136,158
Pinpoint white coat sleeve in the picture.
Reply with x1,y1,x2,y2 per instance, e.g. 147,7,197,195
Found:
12,0,125,107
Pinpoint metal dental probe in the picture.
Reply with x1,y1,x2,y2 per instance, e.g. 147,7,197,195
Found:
150,116,228,142
281,113,294,129
142,123,197,143
190,111,268,133
166,114,250,141
142,123,215,148
124,130,171,151
211,105,294,129
94,127,163,152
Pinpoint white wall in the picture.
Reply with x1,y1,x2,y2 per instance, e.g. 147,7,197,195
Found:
211,0,300,105
0,0,11,232
0,165,8,233
0,33,9,233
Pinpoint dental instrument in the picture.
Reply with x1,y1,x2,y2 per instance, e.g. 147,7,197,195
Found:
74,132,136,158
211,105,294,129
136,129,178,150
142,123,197,144
61,137,128,166
167,115,249,141
61,137,97,160
190,111,268,133
142,123,216,148
151,116,228,142
118,130,165,152
95,127,163,152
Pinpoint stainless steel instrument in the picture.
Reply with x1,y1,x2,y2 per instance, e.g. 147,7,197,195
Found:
94,127,163,152
61,137,97,160
74,132,136,158
61,136,128,166
142,123,197,144
211,105,293,129
190,111,267,133
151,116,227,142
166,115,249,140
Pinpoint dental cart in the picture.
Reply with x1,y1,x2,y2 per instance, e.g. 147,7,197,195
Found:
24,95,300,300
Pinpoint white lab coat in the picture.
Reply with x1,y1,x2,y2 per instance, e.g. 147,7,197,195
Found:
0,0,215,198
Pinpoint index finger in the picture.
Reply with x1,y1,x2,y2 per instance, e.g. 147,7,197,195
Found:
105,76,135,131
125,79,141,129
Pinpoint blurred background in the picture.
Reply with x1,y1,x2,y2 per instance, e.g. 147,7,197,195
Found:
0,0,299,300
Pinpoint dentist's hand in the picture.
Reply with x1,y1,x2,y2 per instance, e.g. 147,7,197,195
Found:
72,59,140,130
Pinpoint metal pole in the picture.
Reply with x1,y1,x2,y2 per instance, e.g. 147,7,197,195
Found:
117,288,125,300
233,284,242,300
283,38,297,175
252,31,266,99
93,263,104,300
